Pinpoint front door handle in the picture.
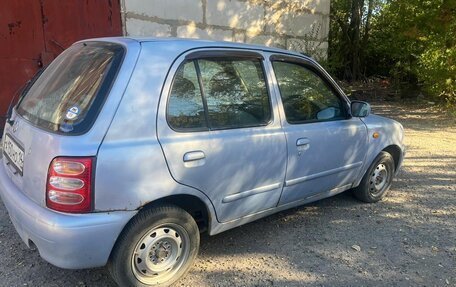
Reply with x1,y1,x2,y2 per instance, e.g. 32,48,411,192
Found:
296,138,310,147
183,151,206,162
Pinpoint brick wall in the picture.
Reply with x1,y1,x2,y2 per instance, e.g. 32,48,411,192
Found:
120,0,330,59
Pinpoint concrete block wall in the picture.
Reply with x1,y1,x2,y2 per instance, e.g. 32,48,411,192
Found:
121,0,330,59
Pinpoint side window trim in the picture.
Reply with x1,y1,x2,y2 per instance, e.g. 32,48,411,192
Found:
167,50,274,132
185,50,264,61
193,60,211,130
270,56,350,125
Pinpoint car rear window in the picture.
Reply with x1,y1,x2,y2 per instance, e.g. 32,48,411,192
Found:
16,42,124,134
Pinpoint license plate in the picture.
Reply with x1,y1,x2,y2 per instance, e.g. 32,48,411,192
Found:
2,134,24,175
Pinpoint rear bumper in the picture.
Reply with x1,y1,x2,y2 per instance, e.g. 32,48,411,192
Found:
0,162,137,269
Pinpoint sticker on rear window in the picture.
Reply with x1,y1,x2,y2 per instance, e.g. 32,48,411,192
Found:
65,106,80,120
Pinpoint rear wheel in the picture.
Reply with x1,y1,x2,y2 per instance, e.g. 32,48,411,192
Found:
353,151,395,203
109,205,199,287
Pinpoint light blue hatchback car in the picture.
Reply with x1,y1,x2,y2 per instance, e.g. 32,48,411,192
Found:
0,38,404,286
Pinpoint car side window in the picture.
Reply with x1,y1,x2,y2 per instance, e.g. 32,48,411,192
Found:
167,61,207,131
167,55,271,131
197,58,271,129
272,61,347,124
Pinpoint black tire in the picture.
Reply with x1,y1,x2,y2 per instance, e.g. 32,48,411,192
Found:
353,151,395,203
108,205,200,287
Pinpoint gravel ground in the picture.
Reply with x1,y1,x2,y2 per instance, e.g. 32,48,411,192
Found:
0,101,455,287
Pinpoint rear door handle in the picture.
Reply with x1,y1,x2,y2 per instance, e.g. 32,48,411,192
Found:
296,138,310,153
183,151,206,162
296,138,310,146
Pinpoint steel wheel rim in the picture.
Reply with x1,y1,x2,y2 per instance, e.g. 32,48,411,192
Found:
369,163,389,195
131,224,190,285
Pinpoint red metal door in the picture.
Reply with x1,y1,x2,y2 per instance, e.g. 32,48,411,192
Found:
0,1,45,127
0,0,122,129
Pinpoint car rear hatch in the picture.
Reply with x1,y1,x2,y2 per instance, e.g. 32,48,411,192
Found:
1,39,139,208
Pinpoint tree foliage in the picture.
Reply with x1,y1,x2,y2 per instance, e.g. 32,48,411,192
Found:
329,0,456,105
328,0,379,80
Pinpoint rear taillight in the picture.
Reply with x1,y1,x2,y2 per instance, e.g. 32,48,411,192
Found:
46,157,94,213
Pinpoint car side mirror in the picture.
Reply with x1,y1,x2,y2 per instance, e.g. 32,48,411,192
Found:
316,107,337,120
351,101,371,117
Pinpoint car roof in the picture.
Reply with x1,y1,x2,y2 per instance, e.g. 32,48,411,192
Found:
82,36,311,60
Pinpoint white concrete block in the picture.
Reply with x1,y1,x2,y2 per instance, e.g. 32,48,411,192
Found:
287,39,328,60
125,0,203,22
287,39,328,51
246,35,285,48
299,0,331,14
206,0,265,31
322,15,330,39
318,0,331,15
177,26,233,41
317,49,328,60
233,31,245,43
126,18,172,37
267,13,326,38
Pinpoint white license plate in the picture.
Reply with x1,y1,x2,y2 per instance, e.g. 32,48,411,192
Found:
3,134,24,175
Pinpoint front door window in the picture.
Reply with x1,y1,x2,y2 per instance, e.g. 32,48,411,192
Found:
272,61,347,123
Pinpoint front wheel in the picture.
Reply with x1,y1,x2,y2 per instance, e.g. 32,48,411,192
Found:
353,151,395,203
109,205,200,287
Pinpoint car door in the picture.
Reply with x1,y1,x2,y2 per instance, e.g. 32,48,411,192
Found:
157,50,287,223
268,54,369,205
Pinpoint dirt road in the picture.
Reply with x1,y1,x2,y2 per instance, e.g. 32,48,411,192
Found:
0,101,455,287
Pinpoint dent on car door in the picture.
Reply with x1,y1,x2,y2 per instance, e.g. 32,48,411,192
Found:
157,50,287,223
270,56,369,205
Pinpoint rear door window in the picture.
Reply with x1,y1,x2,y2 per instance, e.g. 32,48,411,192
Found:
16,42,124,134
167,55,271,131
198,58,271,129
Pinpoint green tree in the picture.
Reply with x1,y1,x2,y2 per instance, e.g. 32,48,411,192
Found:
372,0,455,104
328,0,381,80
330,0,455,105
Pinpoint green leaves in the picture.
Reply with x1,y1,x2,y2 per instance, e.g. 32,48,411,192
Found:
329,0,456,106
